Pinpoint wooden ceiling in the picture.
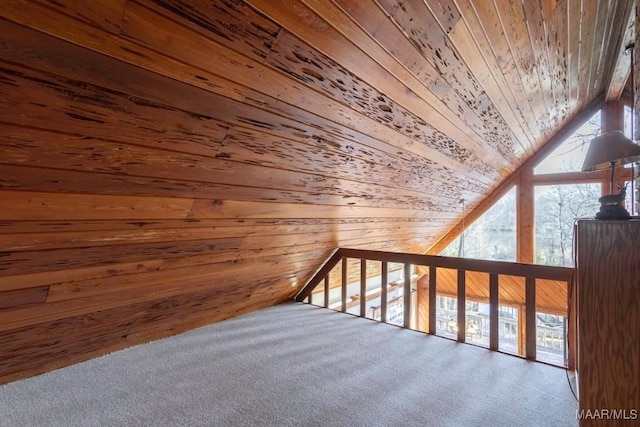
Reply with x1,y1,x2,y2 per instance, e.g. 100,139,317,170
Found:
0,0,634,382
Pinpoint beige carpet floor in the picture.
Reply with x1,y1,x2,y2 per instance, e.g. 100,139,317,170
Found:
0,302,577,426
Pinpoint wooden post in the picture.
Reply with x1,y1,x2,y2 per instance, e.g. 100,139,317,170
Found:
567,277,577,370
517,169,534,264
341,258,347,313
403,263,411,329
381,261,388,323
457,269,466,342
429,266,437,335
490,273,499,351
518,305,526,356
323,276,329,308
416,274,429,333
360,259,366,317
526,277,537,360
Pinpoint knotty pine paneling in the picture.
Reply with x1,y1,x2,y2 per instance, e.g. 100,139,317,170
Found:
0,0,629,383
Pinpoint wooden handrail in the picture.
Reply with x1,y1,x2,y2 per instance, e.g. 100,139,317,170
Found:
338,248,573,282
297,248,573,301
295,248,574,368
296,248,342,301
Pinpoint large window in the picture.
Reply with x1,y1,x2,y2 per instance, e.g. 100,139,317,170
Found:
534,184,601,266
440,187,516,261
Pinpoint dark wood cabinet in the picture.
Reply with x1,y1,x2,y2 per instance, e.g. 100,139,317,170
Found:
575,219,639,426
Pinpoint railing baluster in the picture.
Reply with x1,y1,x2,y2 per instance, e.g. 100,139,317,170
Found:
490,273,499,351
341,258,347,313
323,276,329,308
295,248,572,367
428,265,437,335
381,261,388,323
526,277,536,360
403,263,411,329
360,259,367,317
457,269,466,343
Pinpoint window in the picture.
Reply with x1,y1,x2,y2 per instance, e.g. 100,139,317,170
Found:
534,184,601,266
440,188,516,261
534,110,601,174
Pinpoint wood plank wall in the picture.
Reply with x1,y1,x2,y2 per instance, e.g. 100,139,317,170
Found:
0,1,456,383
0,0,627,383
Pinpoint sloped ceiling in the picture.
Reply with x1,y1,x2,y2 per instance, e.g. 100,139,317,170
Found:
0,0,633,381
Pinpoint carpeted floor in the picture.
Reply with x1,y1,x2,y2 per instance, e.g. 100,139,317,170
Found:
0,302,577,426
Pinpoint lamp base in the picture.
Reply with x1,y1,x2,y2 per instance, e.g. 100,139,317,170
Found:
595,202,630,220
595,188,630,220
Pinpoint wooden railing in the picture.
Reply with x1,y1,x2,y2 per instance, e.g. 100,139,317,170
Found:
296,248,575,365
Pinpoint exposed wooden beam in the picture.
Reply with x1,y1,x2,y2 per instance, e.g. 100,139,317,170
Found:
517,168,534,263
605,2,635,101
530,170,609,185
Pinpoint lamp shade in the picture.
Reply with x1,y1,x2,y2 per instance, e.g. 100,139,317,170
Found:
581,130,640,171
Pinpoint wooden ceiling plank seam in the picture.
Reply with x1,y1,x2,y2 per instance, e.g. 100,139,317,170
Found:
353,0,521,164
546,0,572,120
0,222,446,252
450,0,536,156
263,28,509,177
0,105,490,205
120,2,489,176
0,188,463,222
0,217,449,235
0,221,445,245
577,0,600,102
0,22,498,207
446,20,532,157
0,227,440,280
566,0,583,106
218,126,490,200
0,117,484,209
493,0,552,142
0,224,446,255
0,256,313,333
121,0,500,181
1,161,473,213
188,197,464,221
467,0,542,144
42,249,330,300
461,0,539,154
120,1,501,182
0,6,494,190
308,0,512,168
0,243,339,292
520,0,565,124
5,163,467,211
247,0,508,173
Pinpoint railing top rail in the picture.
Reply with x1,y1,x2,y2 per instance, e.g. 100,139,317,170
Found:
340,248,574,282
295,248,574,302
340,248,574,281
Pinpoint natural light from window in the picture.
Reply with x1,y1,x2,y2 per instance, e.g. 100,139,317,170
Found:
534,110,601,174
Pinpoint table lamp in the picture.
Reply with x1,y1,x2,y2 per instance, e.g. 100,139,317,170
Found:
581,130,640,219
